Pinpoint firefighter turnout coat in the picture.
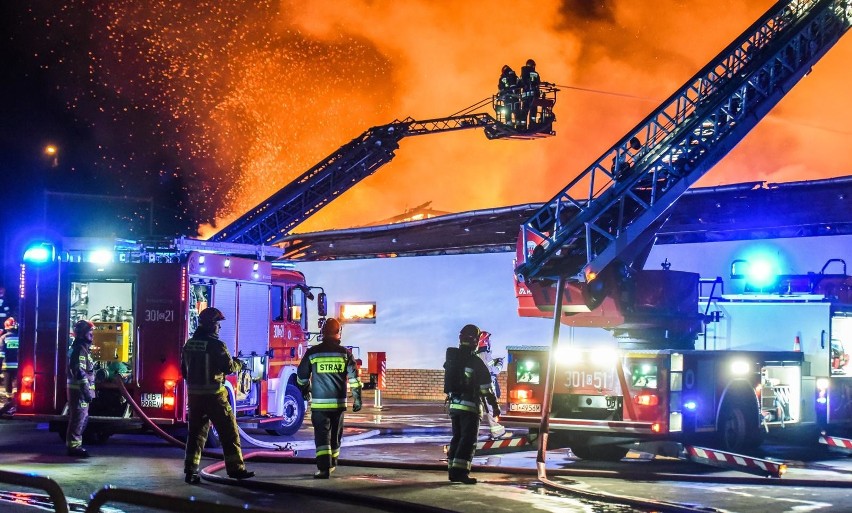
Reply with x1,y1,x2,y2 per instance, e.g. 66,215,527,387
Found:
180,327,248,475
296,340,362,411
66,337,95,449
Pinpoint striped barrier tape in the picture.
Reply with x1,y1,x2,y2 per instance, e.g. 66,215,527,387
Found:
685,445,787,478
476,436,529,451
819,434,852,451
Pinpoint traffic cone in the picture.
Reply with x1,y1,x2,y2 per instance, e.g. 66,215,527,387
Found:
793,336,801,352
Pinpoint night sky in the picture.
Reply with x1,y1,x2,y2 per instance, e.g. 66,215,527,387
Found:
1,1,850,288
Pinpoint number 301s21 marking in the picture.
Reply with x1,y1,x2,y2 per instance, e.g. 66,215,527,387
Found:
145,309,174,322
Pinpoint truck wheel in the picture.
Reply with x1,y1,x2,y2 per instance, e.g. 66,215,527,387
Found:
265,384,305,436
83,428,111,445
52,422,68,443
570,442,629,461
717,398,760,453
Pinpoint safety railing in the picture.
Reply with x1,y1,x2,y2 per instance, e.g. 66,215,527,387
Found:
85,486,275,513
0,469,69,513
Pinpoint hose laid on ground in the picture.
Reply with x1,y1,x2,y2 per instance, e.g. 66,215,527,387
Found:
116,378,222,459
223,382,291,452
115,378,294,458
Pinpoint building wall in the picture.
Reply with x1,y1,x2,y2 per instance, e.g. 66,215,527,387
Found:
359,366,507,403
298,252,609,371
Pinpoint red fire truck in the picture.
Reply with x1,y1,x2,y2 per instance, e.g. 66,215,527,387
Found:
504,0,852,460
14,237,325,441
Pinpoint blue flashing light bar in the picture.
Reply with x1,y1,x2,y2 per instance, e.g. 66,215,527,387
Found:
22,243,55,264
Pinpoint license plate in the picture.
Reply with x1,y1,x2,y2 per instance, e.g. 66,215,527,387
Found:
140,393,163,408
565,370,616,391
509,403,542,413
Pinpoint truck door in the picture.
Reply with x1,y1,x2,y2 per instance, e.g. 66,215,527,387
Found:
66,274,135,418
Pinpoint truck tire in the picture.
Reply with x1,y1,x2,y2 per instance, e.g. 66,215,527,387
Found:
717,396,761,453
569,441,629,461
265,384,305,436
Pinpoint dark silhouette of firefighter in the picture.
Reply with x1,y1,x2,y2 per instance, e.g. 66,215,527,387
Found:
444,324,500,484
297,317,362,479
497,64,520,125
67,319,96,458
520,59,541,127
1,317,19,395
181,307,254,484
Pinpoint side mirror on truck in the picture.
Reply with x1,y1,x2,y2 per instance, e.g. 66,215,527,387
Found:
317,292,328,318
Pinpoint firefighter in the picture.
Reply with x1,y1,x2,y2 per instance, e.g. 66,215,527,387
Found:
497,64,520,125
1,317,19,395
67,319,96,458
475,331,507,440
181,307,254,484
296,317,362,479
445,324,500,484
519,58,541,127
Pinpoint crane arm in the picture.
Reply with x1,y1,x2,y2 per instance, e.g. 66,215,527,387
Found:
211,86,558,246
515,0,851,284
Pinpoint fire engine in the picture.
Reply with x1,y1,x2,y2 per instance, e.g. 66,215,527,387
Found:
504,0,852,460
14,237,325,441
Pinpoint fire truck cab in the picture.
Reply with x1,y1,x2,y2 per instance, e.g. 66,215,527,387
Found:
15,238,323,442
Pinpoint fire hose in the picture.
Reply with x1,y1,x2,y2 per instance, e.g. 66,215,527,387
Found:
115,378,293,458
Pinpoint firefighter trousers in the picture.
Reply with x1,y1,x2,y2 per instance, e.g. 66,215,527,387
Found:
184,388,247,475
66,386,89,449
311,408,345,471
448,410,480,476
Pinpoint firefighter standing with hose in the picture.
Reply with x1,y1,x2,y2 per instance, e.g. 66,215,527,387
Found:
297,317,363,479
181,307,254,484
476,331,507,440
67,319,97,458
444,324,500,484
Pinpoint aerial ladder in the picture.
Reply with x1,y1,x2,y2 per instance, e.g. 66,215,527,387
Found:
210,87,558,246
514,0,851,348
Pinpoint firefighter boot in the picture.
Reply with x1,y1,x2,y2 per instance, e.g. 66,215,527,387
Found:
448,470,477,485
227,469,255,480
314,469,330,479
67,446,90,458
184,472,201,485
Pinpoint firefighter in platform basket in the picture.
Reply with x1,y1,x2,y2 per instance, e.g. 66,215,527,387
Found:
67,319,97,458
444,324,500,484
181,307,254,484
297,317,363,479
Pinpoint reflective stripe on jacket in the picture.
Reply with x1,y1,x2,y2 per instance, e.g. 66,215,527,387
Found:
297,341,361,410
181,328,240,395
448,348,494,414
67,339,95,392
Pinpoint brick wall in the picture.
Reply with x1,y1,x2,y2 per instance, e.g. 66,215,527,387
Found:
358,367,507,403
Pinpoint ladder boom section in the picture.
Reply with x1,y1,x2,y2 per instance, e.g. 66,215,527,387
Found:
515,0,851,283
210,108,543,246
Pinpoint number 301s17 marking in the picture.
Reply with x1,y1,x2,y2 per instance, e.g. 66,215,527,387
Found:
145,309,174,322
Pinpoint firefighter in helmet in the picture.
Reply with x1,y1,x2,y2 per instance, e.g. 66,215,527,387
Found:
476,330,507,440
520,58,541,127
445,324,500,484
67,319,96,458
1,317,19,395
497,64,520,125
181,307,254,483
296,317,362,479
